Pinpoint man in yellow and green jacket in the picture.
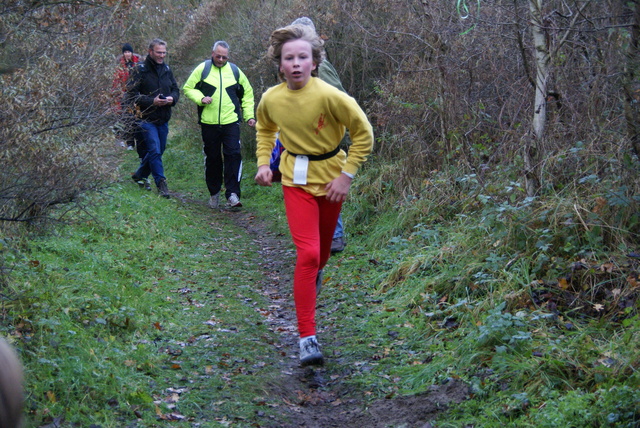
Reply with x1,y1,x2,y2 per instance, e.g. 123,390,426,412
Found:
183,41,256,209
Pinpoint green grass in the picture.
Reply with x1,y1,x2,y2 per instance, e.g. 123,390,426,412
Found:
3,137,294,426
3,130,640,426
322,162,640,426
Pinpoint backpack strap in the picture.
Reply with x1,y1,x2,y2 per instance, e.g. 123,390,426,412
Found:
230,62,240,82
228,63,244,121
200,60,239,85
200,59,213,81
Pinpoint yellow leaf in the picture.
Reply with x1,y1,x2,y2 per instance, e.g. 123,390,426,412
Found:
165,393,180,404
558,278,569,289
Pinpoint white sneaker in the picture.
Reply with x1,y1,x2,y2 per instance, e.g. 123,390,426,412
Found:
227,193,242,208
299,336,324,367
208,193,219,209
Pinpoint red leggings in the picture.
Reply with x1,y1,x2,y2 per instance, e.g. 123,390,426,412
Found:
283,186,342,338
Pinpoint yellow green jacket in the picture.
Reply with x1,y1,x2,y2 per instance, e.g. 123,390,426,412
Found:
183,61,255,125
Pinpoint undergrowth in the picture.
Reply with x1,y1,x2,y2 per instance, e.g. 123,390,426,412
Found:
1,131,640,426
1,132,291,427
329,158,640,426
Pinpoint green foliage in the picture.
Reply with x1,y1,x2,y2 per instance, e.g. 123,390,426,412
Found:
531,386,640,427
2,0,640,426
4,157,290,426
472,302,531,349
328,151,640,425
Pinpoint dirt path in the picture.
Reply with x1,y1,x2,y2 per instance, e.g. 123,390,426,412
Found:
222,208,469,428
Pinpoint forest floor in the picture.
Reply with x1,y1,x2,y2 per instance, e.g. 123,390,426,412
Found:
21,162,470,428
215,205,469,428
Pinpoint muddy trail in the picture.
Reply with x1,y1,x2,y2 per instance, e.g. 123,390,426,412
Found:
217,206,469,428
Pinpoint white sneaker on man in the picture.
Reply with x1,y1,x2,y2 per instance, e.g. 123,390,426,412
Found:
227,193,242,208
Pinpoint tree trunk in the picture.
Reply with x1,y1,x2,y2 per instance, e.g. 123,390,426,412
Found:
526,0,550,197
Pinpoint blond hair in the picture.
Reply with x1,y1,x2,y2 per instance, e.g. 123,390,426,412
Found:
268,24,325,82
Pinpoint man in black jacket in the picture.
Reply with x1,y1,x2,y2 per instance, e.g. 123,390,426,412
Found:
127,38,180,198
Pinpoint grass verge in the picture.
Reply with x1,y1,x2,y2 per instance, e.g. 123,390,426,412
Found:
3,134,292,427
3,131,640,426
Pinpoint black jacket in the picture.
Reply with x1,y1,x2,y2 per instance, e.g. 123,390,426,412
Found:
126,56,180,124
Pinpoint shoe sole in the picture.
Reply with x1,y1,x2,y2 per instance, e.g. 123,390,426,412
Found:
300,353,324,367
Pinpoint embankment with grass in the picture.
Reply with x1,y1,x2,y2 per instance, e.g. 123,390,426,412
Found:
2,128,640,426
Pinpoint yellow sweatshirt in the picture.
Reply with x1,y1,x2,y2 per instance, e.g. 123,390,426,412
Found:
256,77,373,196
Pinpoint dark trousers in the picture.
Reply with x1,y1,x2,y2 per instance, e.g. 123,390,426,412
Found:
133,124,146,159
201,123,242,199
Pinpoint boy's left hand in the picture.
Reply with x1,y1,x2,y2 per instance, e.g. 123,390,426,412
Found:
325,174,352,203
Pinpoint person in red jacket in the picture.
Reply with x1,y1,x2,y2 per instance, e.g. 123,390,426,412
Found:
113,43,141,152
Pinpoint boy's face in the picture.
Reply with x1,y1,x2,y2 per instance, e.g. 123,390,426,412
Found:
280,39,316,90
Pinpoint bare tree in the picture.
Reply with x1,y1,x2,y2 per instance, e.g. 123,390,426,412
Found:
524,0,592,196
0,0,196,228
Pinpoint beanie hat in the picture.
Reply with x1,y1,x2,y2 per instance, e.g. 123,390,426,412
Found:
291,17,316,34
122,43,133,53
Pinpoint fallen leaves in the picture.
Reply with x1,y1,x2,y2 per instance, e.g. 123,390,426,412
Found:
524,256,640,321
153,387,188,421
